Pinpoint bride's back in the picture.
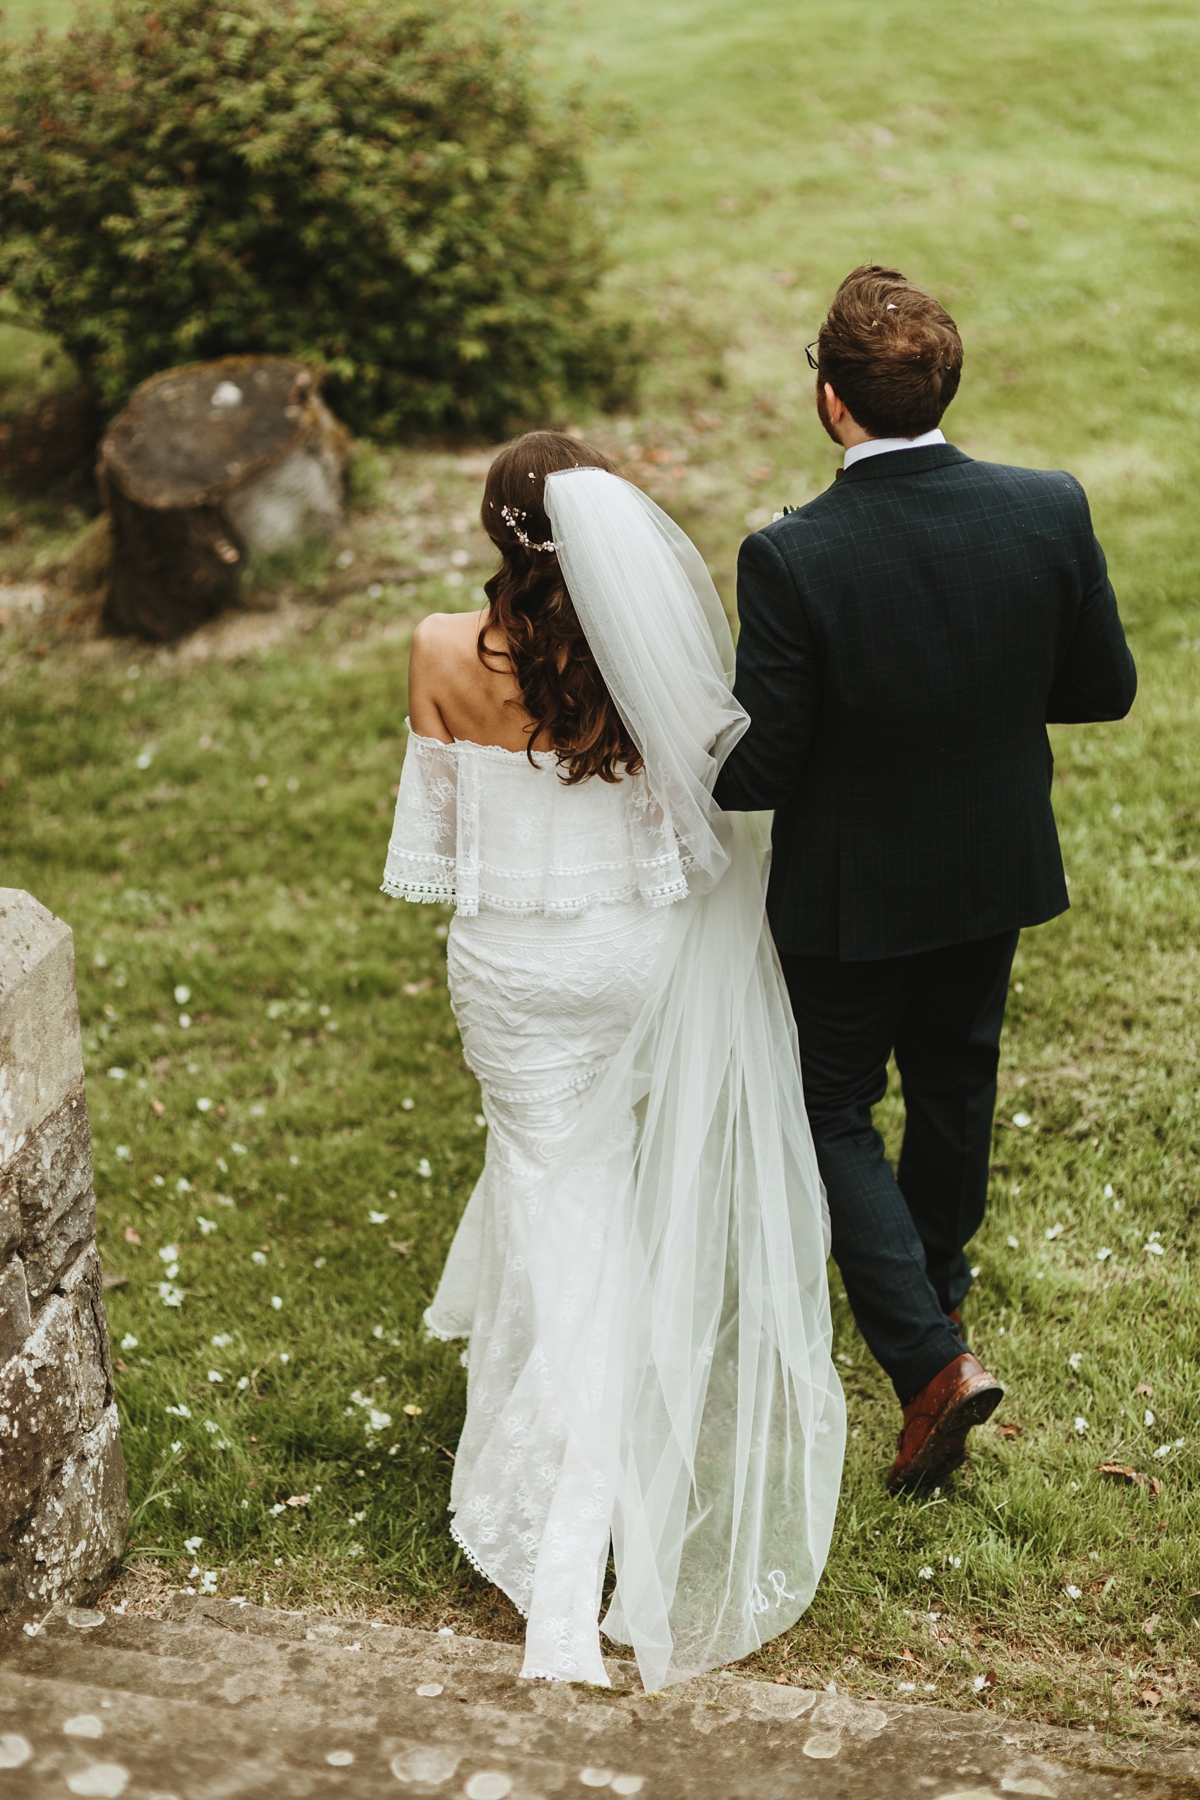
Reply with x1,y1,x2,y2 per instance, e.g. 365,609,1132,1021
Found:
408,608,540,753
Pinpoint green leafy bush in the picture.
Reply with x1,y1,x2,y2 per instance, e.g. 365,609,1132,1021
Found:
0,0,635,435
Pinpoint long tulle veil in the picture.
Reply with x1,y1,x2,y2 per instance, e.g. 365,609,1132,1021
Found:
501,469,846,1691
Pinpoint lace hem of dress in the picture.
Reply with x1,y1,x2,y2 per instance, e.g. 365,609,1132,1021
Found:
449,1516,530,1618
381,877,456,904
383,863,692,915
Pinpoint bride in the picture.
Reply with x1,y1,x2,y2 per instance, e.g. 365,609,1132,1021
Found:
382,432,844,1692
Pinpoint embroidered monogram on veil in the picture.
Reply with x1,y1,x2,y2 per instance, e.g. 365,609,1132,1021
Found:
383,468,844,1694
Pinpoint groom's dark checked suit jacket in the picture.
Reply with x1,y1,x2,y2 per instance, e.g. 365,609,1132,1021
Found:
713,443,1137,958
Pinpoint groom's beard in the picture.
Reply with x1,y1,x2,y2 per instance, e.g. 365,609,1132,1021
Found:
815,381,843,447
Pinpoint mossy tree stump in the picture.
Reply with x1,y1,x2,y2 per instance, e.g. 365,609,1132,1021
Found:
98,356,351,641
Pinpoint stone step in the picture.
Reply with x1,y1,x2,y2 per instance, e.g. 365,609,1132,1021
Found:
0,1598,1195,1799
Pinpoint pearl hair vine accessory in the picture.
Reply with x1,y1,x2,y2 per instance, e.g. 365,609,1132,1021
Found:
500,503,556,553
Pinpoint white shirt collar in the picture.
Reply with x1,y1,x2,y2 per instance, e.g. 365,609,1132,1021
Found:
842,427,945,470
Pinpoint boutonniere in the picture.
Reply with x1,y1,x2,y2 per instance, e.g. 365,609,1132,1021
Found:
771,504,799,522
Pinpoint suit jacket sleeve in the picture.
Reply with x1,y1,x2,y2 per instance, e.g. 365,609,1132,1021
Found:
712,530,821,811
1045,487,1137,723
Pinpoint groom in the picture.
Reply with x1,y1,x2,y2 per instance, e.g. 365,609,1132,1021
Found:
714,265,1136,1491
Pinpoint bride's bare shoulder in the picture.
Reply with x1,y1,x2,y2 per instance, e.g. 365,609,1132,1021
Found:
409,610,494,741
411,609,480,661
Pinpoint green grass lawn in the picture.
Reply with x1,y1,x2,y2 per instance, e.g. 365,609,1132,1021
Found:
1,0,1199,1741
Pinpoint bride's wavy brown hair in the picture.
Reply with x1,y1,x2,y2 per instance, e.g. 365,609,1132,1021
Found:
480,431,643,785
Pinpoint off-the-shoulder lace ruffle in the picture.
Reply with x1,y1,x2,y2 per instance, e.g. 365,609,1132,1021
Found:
381,725,693,917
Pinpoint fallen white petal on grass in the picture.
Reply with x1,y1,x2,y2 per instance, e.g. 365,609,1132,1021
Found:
918,1566,934,1580
1145,1409,1155,1427
1013,1112,1032,1129
1097,1247,1112,1261
271,1296,283,1310
107,1067,127,1081
417,1158,432,1178
158,1284,184,1307
1068,1352,1083,1371
211,1333,233,1348
207,1370,223,1383
183,1536,202,1552
251,1251,267,1266
174,985,191,1004
1006,1235,1019,1248
115,1144,131,1160
197,1216,217,1234
196,1097,213,1113
1045,1223,1064,1240
1074,1417,1088,1434
1146,1242,1165,1256
63,1714,104,1738
158,1245,180,1264
1066,1584,1083,1599
120,1334,138,1351
368,1210,389,1225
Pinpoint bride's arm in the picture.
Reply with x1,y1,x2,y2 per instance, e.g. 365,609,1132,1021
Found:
407,615,456,742
712,532,820,810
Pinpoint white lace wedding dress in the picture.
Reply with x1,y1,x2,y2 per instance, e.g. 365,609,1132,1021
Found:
385,732,680,1683
383,469,844,1694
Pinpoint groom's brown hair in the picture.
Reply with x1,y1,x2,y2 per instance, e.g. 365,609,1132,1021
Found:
818,265,962,438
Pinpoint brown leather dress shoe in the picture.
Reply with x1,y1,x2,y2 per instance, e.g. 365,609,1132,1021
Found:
886,1352,1003,1493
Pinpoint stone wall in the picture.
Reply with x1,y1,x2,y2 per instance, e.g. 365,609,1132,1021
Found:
0,888,128,1613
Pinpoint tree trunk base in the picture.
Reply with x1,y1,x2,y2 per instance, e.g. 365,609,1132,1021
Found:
98,356,351,641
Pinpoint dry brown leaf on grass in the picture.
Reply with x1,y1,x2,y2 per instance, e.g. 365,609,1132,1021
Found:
123,1225,141,1243
1097,1462,1161,1494
996,1422,1022,1439
1141,1686,1163,1706
1098,1461,1140,1481
1135,1383,1154,1399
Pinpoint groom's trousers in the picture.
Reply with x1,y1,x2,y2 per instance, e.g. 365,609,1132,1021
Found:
780,929,1020,1405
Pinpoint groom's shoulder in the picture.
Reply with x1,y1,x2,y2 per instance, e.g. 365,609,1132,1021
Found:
753,454,1090,547
964,456,1088,501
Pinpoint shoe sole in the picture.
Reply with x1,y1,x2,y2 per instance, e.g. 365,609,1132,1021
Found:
886,1381,1004,1493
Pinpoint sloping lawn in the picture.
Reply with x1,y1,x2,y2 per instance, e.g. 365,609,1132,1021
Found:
1,0,1197,1740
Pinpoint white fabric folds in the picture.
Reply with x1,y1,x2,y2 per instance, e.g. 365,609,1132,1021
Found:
382,729,694,915
433,471,844,1690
